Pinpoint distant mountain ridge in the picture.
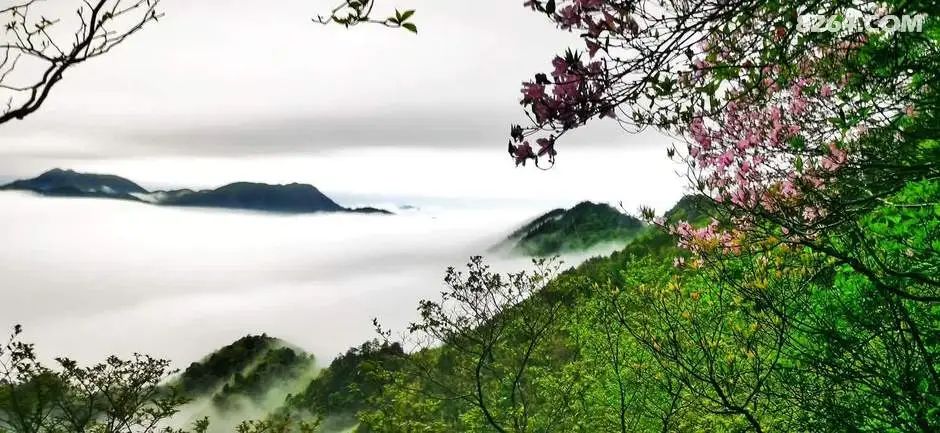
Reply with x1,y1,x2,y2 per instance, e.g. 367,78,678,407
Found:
1,169,392,215
496,201,647,256
157,182,345,213
2,168,147,201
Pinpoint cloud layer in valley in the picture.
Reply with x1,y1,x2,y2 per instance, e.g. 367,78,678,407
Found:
0,192,626,367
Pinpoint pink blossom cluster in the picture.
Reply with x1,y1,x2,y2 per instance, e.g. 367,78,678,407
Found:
524,0,635,57
509,135,558,166
684,75,849,229
520,55,607,128
510,0,635,168
511,54,609,166
670,219,742,256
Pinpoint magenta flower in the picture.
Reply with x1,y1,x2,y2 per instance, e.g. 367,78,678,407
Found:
536,137,557,158
521,82,546,102
512,141,535,166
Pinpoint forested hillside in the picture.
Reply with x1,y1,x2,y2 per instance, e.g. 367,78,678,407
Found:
496,201,647,256
1,0,938,432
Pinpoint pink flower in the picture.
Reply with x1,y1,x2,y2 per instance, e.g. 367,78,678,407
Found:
790,96,808,115
586,39,602,58
821,142,847,172
803,206,819,222
512,142,535,166
521,82,545,102
558,6,581,29
552,56,568,77
717,150,734,170
781,180,798,198
536,137,557,157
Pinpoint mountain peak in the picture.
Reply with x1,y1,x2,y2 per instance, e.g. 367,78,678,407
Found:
496,201,646,256
177,334,315,413
41,168,72,175
2,168,147,199
164,181,345,213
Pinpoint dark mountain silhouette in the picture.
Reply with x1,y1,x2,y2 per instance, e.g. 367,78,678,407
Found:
2,169,392,215
0,168,146,201
158,182,345,213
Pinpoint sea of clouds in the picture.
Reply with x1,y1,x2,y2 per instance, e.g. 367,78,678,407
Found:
0,192,616,368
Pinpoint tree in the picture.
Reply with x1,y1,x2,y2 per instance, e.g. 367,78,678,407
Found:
369,257,583,433
0,325,193,433
0,0,162,126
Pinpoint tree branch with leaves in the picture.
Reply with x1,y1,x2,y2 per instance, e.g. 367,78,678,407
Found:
315,0,417,34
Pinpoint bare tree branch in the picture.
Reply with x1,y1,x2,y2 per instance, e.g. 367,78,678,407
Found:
0,0,162,126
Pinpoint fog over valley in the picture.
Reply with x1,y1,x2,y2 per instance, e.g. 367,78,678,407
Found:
0,191,620,366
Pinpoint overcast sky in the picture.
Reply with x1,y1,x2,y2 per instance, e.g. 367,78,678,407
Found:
0,0,686,212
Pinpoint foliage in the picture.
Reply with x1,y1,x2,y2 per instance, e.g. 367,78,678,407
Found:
177,335,315,415
211,347,315,412
0,325,191,433
285,340,403,419
500,201,647,256
179,335,280,396
315,0,417,34
481,1,940,430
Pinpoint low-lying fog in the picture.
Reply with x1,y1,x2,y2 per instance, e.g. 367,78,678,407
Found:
0,192,615,367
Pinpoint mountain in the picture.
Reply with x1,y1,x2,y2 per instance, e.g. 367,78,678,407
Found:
0,168,146,201
167,197,722,431
2,169,392,215
663,194,716,225
496,201,647,256
346,206,395,215
177,334,316,413
156,182,345,213
288,196,732,431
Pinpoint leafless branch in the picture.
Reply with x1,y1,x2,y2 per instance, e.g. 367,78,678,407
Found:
0,0,162,126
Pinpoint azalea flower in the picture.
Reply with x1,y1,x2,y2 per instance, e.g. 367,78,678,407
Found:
512,142,535,166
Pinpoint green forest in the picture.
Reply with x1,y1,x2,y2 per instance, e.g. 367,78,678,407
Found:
2,0,939,432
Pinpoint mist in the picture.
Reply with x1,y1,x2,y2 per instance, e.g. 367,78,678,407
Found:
0,192,618,368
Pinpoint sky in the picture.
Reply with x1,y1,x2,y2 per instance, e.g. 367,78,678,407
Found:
0,0,686,212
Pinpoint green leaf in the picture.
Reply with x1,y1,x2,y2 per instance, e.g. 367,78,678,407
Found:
400,10,415,21
402,23,417,34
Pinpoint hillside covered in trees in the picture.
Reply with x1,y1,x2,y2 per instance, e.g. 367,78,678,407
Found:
2,0,938,432
495,201,647,256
